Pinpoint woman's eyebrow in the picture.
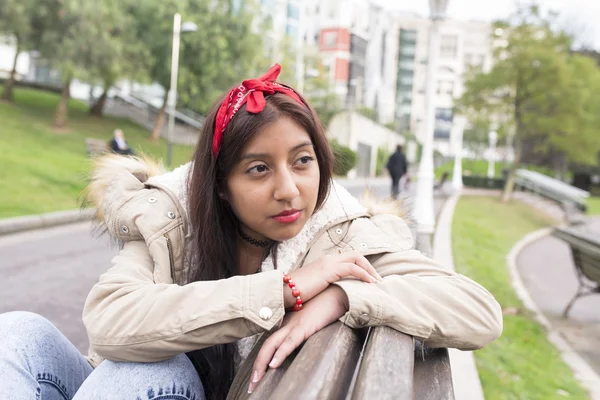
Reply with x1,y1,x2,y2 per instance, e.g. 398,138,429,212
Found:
240,142,313,160
289,141,313,152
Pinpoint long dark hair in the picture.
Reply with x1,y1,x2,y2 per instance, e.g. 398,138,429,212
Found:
185,90,334,400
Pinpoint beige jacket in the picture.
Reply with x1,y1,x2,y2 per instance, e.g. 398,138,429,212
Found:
83,155,502,374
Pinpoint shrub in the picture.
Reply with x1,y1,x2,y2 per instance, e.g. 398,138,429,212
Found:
376,146,389,176
330,140,357,176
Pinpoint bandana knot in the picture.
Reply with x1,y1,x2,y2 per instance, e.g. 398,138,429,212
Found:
212,64,305,157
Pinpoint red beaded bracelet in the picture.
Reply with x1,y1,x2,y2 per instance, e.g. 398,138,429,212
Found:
283,274,303,311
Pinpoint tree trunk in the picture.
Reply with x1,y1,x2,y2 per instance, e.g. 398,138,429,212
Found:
53,77,71,128
552,152,568,182
2,37,20,102
90,83,109,117
151,91,169,140
501,136,522,203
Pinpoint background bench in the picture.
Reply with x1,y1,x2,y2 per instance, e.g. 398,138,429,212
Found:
552,226,600,317
85,138,109,157
515,169,589,212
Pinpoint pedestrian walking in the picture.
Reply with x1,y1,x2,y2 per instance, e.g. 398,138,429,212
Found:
386,145,408,199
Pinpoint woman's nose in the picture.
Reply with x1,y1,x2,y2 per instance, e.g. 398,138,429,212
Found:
273,169,300,201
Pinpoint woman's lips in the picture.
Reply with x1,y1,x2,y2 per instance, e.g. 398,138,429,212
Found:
272,210,302,223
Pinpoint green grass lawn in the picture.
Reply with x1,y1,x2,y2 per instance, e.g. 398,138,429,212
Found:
452,196,588,399
588,197,600,215
1,88,194,218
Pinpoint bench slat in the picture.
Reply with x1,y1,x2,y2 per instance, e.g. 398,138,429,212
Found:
413,342,455,400
350,326,414,400
248,354,294,399
266,322,362,400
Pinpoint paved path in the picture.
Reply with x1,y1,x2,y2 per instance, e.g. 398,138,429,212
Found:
0,180,405,354
517,216,600,377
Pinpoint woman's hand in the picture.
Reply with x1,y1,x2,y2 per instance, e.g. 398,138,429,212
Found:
283,251,382,308
248,286,350,394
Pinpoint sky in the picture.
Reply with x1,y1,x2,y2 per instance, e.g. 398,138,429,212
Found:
375,0,600,48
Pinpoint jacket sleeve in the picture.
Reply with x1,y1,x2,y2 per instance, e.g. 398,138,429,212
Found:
83,240,284,362
333,249,503,350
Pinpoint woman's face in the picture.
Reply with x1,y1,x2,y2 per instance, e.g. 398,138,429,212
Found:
225,117,320,242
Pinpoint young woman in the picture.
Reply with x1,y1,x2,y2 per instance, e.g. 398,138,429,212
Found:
0,64,502,400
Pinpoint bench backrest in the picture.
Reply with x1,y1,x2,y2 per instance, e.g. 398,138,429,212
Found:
553,227,600,285
85,138,109,157
239,229,455,400
516,169,589,211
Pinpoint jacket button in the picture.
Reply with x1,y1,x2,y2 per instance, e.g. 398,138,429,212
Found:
356,313,370,326
259,307,273,320
167,211,176,219
335,228,343,235
121,225,129,233
148,197,157,203
360,243,368,249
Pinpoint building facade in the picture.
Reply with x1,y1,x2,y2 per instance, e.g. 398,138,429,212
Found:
389,14,493,155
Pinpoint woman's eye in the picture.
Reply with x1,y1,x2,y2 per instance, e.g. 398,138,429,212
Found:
295,156,315,166
247,164,268,174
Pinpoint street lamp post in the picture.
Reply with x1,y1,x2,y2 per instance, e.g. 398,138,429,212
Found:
166,13,198,167
414,0,449,234
452,116,465,191
487,130,498,178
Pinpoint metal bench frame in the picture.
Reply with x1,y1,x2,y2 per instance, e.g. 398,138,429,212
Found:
552,227,600,317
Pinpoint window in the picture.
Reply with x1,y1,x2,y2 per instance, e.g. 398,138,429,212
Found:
398,60,413,70
440,35,458,59
400,45,416,56
323,32,337,47
400,76,413,85
400,29,417,43
286,24,299,39
436,80,455,95
287,4,299,20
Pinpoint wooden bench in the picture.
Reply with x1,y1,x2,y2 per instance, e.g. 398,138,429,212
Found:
231,231,454,400
85,138,109,157
552,226,600,317
236,324,453,399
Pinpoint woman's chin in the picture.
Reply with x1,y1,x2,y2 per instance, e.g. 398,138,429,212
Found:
266,221,306,242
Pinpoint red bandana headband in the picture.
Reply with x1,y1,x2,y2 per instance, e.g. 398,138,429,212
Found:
212,63,305,157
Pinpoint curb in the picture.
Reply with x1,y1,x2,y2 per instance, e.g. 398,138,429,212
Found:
507,228,600,399
0,209,94,236
433,193,486,400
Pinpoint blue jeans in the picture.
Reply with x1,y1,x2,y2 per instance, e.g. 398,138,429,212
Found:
0,312,205,400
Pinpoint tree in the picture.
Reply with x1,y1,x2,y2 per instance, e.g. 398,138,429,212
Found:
302,52,342,129
29,0,128,128
125,0,185,139
87,0,150,117
0,0,36,101
457,5,600,202
179,0,271,115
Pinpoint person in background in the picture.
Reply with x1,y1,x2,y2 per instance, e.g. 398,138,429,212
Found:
110,129,135,156
386,145,408,199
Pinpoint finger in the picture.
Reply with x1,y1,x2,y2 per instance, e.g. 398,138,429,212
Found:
249,329,289,393
346,263,378,283
348,252,383,281
269,327,307,369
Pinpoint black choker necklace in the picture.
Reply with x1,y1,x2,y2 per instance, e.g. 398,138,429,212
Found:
238,228,271,248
